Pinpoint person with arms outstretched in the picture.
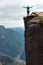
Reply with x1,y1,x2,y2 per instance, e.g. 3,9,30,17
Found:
23,6,33,15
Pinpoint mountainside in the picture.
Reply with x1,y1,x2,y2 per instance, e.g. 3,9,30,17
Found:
0,25,25,61
0,53,25,65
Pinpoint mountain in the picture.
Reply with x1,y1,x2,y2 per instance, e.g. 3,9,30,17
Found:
20,51,26,60
0,25,25,61
0,53,25,65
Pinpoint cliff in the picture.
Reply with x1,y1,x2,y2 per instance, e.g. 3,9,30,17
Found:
24,15,43,65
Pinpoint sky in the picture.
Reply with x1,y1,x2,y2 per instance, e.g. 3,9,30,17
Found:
0,0,43,28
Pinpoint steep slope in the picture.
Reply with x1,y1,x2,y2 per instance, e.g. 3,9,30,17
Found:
0,26,25,60
0,53,25,65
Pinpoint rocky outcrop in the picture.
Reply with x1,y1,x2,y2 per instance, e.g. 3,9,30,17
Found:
24,16,43,65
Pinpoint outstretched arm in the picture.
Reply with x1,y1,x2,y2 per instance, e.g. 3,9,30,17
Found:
29,6,33,8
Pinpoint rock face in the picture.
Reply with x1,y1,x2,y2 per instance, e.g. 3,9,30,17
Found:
24,16,43,65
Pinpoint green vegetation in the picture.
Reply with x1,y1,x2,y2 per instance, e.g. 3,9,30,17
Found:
0,26,25,60
39,17,43,26
0,60,26,65
0,26,25,65
31,12,43,26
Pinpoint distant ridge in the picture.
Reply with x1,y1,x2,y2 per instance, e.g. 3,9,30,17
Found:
0,25,25,61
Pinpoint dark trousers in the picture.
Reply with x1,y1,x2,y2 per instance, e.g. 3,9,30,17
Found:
27,11,29,15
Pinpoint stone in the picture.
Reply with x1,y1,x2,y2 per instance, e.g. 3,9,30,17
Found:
24,16,43,65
